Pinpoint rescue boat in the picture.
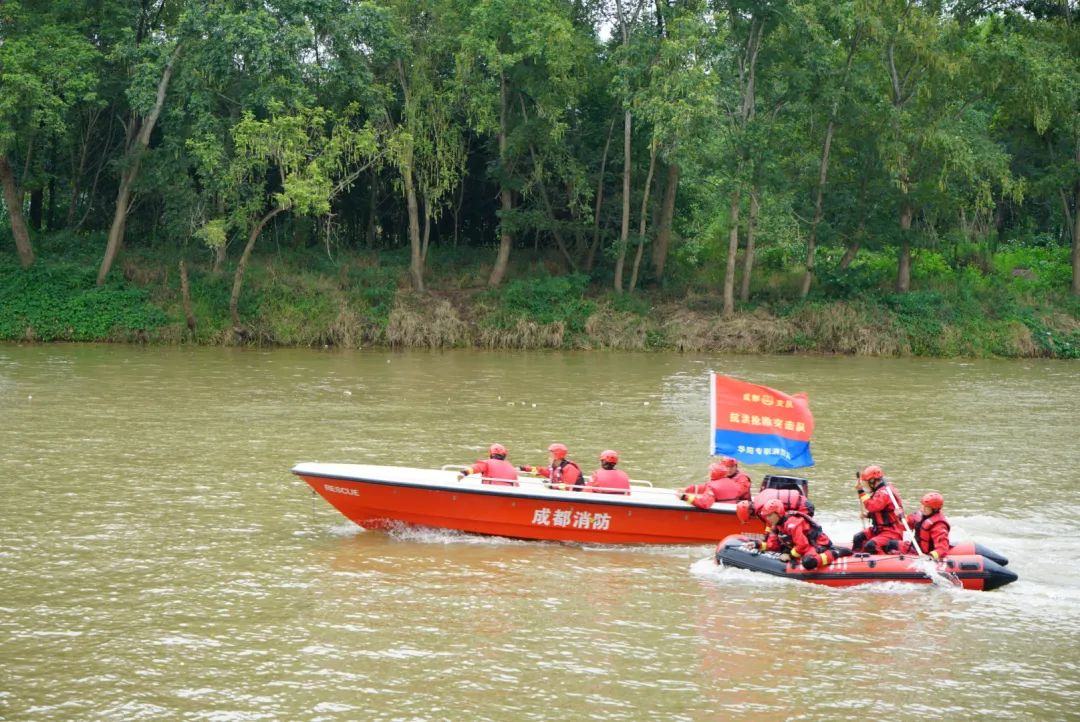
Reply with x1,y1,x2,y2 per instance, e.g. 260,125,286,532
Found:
714,534,1018,591
292,462,747,544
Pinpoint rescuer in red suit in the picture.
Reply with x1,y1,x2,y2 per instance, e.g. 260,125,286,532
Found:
852,465,905,554
679,459,753,509
901,491,954,560
458,443,519,486
736,488,815,526
518,442,583,490
760,499,848,570
714,456,752,498
584,450,631,495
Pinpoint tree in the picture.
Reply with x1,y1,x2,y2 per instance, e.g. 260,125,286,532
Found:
0,3,99,265
989,5,1080,295
454,0,581,286
794,1,865,298
377,0,467,292
191,106,380,329
96,0,186,284
871,0,1015,293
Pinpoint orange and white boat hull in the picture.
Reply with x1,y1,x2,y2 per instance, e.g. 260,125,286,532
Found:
292,463,742,544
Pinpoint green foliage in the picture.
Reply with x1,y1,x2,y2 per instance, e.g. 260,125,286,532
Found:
993,241,1072,294
0,261,167,341
479,273,596,333
607,290,651,317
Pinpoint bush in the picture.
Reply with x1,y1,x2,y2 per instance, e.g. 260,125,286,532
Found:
0,261,168,341
479,273,597,334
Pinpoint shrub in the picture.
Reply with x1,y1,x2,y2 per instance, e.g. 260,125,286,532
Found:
479,273,597,334
0,261,168,341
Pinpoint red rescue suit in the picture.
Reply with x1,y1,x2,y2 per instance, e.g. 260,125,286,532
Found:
522,459,583,490
854,481,905,552
718,470,752,500
904,511,953,560
465,458,519,486
764,511,833,558
681,476,751,509
585,468,631,495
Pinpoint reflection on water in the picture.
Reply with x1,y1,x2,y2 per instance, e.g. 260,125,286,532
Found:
0,345,1078,720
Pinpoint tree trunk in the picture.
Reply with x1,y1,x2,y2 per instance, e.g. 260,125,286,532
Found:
403,152,424,292
367,173,379,247
1072,178,1080,296
179,259,196,334
421,196,432,262
897,202,913,293
801,120,836,298
586,117,616,273
629,140,658,293
723,189,741,317
651,161,679,281
838,241,860,271
230,207,283,330
397,59,425,292
452,171,464,248
614,109,632,293
739,187,759,302
489,73,512,287
97,42,181,285
0,158,34,265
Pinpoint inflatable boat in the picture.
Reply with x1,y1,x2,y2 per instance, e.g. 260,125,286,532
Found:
714,534,1018,591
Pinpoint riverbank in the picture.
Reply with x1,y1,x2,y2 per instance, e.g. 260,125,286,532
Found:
2,241,1077,358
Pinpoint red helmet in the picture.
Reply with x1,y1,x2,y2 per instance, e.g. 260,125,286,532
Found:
860,465,884,482
547,443,568,459
735,500,753,523
720,456,738,467
921,492,944,510
489,443,507,457
599,449,619,464
762,499,786,518
708,463,726,480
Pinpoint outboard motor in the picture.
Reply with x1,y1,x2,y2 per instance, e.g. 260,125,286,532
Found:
760,474,809,496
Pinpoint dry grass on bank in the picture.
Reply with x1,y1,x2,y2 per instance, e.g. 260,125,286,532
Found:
476,319,566,349
660,307,799,353
788,302,905,356
387,298,468,348
583,308,651,350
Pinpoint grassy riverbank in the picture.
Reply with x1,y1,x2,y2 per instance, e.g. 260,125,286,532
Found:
2,234,1078,358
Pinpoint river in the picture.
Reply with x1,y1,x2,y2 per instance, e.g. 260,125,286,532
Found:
1,345,1077,721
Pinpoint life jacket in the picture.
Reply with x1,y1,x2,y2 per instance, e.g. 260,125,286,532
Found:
914,511,950,554
479,458,518,486
588,468,631,495
548,459,583,489
774,511,829,551
753,488,810,517
865,482,903,533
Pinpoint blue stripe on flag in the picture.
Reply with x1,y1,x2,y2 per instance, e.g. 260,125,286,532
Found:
712,429,814,468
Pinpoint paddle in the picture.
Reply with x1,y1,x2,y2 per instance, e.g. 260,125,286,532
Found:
855,470,871,536
879,482,959,587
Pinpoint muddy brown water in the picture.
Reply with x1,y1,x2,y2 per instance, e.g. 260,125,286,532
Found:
1,345,1077,720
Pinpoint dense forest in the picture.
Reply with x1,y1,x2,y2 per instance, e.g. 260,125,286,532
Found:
1,0,1078,356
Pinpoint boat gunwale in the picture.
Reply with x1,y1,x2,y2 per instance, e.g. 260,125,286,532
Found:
292,464,736,516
